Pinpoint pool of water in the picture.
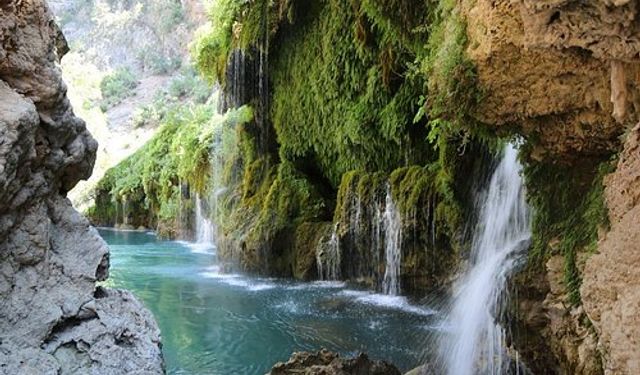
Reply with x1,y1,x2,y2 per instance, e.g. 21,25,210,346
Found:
99,228,438,374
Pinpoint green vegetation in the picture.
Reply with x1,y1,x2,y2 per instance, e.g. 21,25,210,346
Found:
420,0,482,142
99,67,139,110
131,67,212,128
87,104,253,236
90,0,617,301
524,156,615,305
55,0,189,74
82,0,486,282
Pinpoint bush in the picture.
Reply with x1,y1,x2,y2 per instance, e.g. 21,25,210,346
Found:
139,49,183,74
100,67,139,109
167,68,212,103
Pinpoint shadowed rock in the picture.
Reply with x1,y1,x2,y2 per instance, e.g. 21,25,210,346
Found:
268,349,401,375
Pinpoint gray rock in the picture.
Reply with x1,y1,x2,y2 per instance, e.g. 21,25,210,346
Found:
268,349,401,375
0,1,164,374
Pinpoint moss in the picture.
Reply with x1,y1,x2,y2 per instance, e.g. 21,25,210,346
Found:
293,222,332,280
185,0,488,285
269,0,437,187
419,0,483,147
524,156,615,305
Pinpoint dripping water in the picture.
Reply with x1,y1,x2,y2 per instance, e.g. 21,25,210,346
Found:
122,198,129,227
439,143,531,375
195,193,215,246
382,186,402,296
316,225,341,281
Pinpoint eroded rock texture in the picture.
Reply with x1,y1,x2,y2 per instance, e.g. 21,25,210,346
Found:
268,350,401,375
581,124,640,375
465,0,629,161
0,1,163,373
464,1,640,374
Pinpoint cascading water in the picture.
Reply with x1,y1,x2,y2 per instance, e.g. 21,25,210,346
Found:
382,186,402,295
319,184,404,293
440,143,531,375
194,194,215,246
122,198,129,227
316,225,341,280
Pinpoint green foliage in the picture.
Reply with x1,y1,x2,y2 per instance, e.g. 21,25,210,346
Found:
186,0,487,279
88,104,254,230
270,0,433,187
150,0,185,33
193,0,297,84
99,67,139,109
132,68,213,128
192,0,243,83
138,48,183,74
167,67,212,103
420,0,482,145
524,157,615,305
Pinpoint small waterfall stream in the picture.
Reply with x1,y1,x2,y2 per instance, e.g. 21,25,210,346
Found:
382,186,402,295
194,194,215,247
316,226,341,281
440,144,531,375
315,185,403,295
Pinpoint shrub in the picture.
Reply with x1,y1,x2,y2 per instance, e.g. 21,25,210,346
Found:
99,67,139,109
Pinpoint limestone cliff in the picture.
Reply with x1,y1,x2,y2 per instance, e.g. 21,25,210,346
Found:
582,123,640,375
464,1,640,374
0,1,163,373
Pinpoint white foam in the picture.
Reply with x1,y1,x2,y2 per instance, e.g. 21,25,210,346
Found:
312,281,347,288
199,266,275,291
176,240,216,255
220,278,275,291
199,266,240,279
367,319,384,330
286,280,347,290
338,290,436,317
275,300,301,314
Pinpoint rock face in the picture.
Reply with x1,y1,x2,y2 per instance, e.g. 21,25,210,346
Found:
581,123,640,375
268,350,401,375
0,1,163,374
463,1,640,374
464,0,633,161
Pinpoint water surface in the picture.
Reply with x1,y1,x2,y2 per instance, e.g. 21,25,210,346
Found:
100,229,436,374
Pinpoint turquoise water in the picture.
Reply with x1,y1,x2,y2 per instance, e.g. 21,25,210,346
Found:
99,229,437,374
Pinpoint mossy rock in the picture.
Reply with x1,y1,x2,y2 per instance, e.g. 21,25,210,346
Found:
293,222,333,280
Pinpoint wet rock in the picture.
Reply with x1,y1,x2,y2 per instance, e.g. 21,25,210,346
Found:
268,349,401,375
0,1,163,373
582,123,640,375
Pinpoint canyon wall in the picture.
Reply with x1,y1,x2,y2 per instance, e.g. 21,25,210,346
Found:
86,0,640,372
0,1,163,373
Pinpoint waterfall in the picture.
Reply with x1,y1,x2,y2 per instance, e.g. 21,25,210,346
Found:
382,186,402,295
440,143,531,375
195,194,215,246
320,184,403,293
122,198,129,227
316,225,341,280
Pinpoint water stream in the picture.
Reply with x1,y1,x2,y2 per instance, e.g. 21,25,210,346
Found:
100,229,437,374
382,186,402,296
100,144,531,374
440,144,531,375
194,194,215,246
